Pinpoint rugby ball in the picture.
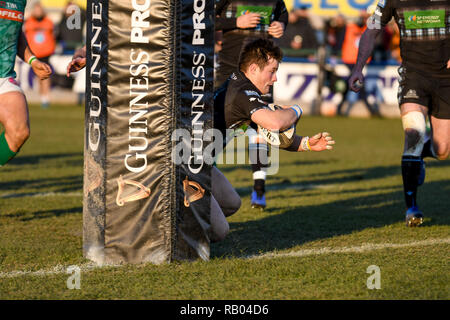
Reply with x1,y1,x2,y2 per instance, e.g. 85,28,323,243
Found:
257,104,298,149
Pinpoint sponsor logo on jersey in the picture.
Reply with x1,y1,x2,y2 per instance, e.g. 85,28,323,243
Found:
404,10,445,29
0,1,18,9
404,89,419,99
0,8,23,22
245,90,260,97
249,97,265,104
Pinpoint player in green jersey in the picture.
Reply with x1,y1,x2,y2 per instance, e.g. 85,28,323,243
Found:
0,0,52,166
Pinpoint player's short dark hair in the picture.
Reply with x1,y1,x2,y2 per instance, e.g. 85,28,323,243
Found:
239,38,283,72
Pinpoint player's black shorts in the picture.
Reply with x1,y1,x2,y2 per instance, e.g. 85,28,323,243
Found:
397,66,450,119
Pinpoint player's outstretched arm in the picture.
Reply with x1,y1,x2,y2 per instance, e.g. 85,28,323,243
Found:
348,28,382,92
308,132,335,151
288,132,335,152
17,32,52,80
251,105,301,131
66,45,87,77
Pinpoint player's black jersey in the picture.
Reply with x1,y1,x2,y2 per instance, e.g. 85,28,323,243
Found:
373,0,450,77
224,71,269,130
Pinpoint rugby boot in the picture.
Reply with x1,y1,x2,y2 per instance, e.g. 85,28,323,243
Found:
251,190,266,210
405,206,424,227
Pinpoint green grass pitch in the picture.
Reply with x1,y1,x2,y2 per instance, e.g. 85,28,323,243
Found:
0,104,449,299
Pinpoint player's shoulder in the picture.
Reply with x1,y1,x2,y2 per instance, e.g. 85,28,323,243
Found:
227,72,262,100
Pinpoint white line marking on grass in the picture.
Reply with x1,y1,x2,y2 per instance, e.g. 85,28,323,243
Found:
0,192,83,199
0,262,121,279
249,238,450,260
1,239,449,278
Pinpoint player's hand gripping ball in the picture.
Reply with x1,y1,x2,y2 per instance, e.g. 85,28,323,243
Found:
257,104,299,149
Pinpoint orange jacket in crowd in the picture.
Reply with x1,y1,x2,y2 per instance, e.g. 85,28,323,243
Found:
24,16,56,59
390,29,401,63
341,22,370,65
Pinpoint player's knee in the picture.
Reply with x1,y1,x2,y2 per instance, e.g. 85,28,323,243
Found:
434,142,449,160
404,128,421,148
222,195,241,217
16,125,30,145
402,111,426,156
7,124,30,150
234,195,242,210
209,222,229,243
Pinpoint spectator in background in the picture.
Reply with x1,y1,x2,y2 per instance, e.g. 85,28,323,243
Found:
56,1,86,55
215,0,288,92
372,19,395,63
325,14,346,58
304,7,325,47
24,2,55,108
387,21,401,64
336,11,381,117
279,7,318,55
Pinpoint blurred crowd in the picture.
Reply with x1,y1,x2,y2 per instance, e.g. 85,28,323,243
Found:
26,2,398,115
213,5,401,118
278,6,401,65
277,7,401,117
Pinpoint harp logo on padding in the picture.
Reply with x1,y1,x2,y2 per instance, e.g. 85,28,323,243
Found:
183,176,205,207
116,175,151,206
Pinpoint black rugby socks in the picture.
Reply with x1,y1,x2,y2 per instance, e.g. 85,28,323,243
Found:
401,155,422,209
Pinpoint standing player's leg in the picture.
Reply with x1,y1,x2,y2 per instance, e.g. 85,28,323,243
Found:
428,76,450,161
37,56,52,109
248,85,274,210
416,77,450,220
39,77,51,109
429,117,450,160
400,103,428,226
0,86,30,166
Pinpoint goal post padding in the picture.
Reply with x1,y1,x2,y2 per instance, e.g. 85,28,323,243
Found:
83,0,214,264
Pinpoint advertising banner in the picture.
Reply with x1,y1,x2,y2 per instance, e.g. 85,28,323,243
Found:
274,61,400,108
289,0,379,17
